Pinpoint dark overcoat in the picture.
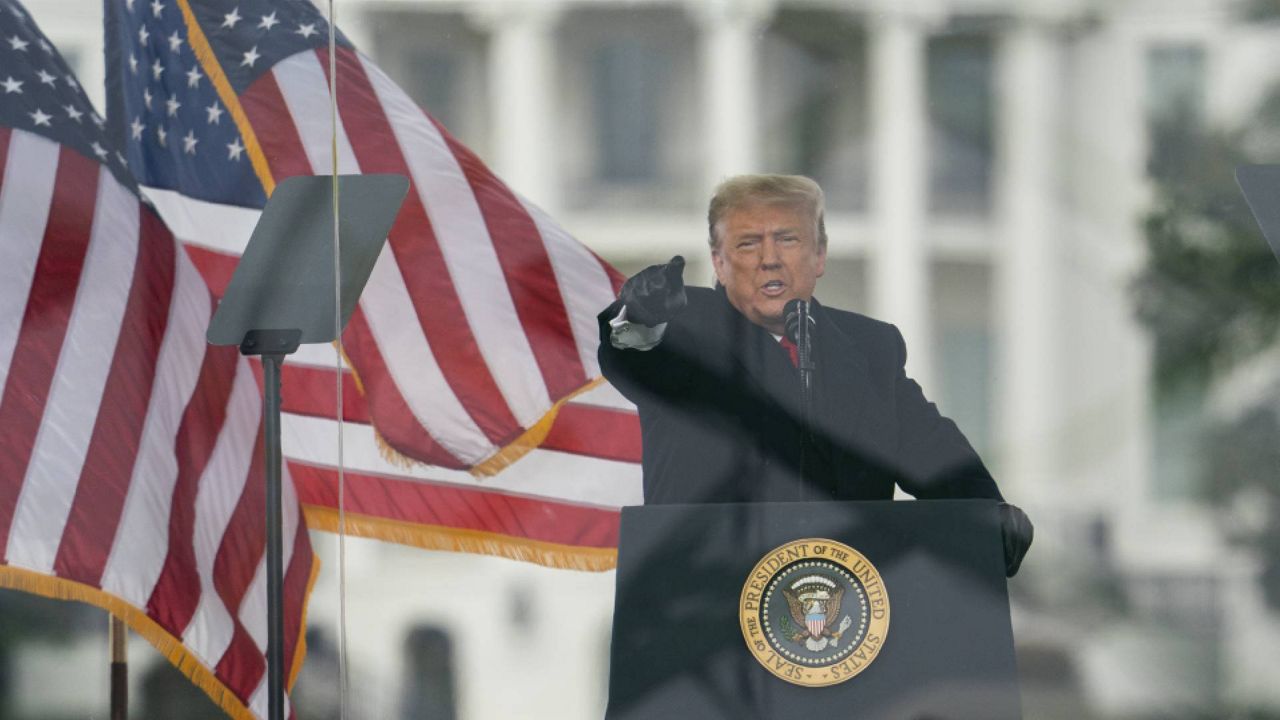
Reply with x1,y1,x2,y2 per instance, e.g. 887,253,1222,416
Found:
598,286,1003,505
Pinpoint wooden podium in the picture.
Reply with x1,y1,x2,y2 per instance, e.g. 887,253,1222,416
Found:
605,500,1022,720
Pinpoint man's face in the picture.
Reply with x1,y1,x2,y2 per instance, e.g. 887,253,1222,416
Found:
711,201,826,335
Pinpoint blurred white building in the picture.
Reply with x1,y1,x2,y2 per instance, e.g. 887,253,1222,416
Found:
16,0,1280,717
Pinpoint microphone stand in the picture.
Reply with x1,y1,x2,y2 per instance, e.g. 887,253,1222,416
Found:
795,303,815,422
786,300,816,498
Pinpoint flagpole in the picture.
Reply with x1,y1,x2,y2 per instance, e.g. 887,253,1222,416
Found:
109,615,127,720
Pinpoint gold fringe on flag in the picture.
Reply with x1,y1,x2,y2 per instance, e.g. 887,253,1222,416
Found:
470,376,608,477
0,561,319,718
363,376,609,477
303,506,618,572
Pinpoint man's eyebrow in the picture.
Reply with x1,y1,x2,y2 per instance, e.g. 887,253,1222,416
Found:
736,227,799,238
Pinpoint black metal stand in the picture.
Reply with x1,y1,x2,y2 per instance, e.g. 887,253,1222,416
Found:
798,338,814,499
787,300,816,498
205,174,409,718
239,329,301,720
795,304,815,420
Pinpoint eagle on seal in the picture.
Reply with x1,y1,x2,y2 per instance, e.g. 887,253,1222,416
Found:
782,575,845,643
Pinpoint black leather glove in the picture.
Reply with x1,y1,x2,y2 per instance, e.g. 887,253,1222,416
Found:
999,503,1034,578
619,255,687,327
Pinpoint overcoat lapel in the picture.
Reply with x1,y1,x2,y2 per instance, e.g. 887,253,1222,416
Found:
700,289,891,499
810,300,886,463
709,291,880,450
710,288,800,416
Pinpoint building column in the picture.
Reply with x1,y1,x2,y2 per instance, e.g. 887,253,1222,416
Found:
994,19,1061,500
475,3,562,214
689,0,773,189
868,10,933,390
1083,25,1153,528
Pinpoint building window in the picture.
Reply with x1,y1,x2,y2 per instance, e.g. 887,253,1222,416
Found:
759,10,870,212
407,49,460,134
932,261,993,457
1145,42,1208,500
1145,43,1207,182
558,8,700,210
815,257,870,315
366,12,489,157
927,30,995,216
400,625,458,720
1151,380,1208,500
592,39,666,183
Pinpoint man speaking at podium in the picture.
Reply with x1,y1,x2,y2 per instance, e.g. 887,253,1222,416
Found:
598,174,1032,576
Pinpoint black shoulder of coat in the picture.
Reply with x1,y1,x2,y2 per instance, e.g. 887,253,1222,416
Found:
814,302,904,365
684,284,722,306
677,285,735,325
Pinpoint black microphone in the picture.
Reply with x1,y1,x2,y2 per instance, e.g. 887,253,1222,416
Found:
783,298,816,376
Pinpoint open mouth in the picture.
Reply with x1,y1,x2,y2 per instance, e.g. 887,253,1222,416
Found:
761,280,786,296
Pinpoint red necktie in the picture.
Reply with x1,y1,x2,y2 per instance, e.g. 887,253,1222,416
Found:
779,336,799,368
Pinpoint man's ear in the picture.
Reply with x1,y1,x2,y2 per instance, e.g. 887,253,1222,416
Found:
711,248,727,286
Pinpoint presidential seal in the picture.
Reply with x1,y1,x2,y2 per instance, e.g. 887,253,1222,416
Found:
739,538,890,687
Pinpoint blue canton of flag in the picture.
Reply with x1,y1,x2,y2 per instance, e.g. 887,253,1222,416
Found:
1,0,133,187
105,0,348,208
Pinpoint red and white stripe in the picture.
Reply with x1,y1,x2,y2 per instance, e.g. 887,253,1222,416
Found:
174,216,644,552
230,44,628,470
142,41,645,554
0,127,314,718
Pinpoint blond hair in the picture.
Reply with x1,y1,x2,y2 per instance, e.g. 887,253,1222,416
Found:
707,174,827,249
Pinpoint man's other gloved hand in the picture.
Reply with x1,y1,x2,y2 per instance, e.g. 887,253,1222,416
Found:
999,503,1034,578
619,255,687,327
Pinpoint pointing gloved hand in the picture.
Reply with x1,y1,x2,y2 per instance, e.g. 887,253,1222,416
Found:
999,502,1034,578
619,255,687,327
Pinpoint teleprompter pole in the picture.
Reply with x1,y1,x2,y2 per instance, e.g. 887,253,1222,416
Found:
265,353,285,720
241,330,300,720
205,174,409,720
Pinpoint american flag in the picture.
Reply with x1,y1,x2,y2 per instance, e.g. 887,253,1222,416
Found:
0,1,315,718
104,0,644,566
